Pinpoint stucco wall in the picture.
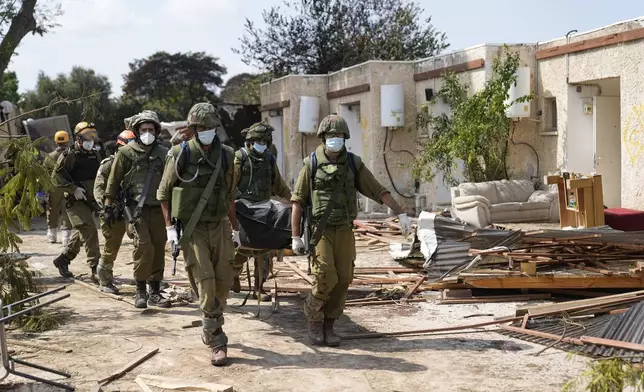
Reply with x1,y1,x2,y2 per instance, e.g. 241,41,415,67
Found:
537,18,644,208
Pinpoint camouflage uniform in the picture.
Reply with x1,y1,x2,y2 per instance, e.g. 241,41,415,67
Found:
44,146,72,240
232,122,291,300
291,115,391,346
158,103,237,366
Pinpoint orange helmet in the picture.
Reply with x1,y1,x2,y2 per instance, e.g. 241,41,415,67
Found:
54,130,69,144
117,130,136,146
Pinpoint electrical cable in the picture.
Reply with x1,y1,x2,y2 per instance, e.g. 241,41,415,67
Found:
383,129,416,199
509,121,540,182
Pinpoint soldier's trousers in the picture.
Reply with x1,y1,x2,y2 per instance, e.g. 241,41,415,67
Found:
63,201,100,267
183,219,233,348
47,189,71,230
98,218,127,285
306,224,356,320
232,250,272,287
132,206,166,282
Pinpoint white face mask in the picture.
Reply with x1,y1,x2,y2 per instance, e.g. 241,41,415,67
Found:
253,142,267,154
82,140,95,151
139,132,155,145
325,137,345,153
197,129,217,145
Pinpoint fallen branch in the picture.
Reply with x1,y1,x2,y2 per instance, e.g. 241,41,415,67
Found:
97,348,159,385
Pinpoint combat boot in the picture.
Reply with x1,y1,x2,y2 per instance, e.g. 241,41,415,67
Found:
304,294,326,345
100,282,119,295
211,345,228,366
90,265,99,284
135,281,148,309
308,321,325,345
252,283,272,302
52,254,73,278
148,281,171,308
209,327,228,366
231,277,241,293
324,319,341,347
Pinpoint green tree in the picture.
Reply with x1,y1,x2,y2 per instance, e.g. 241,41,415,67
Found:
220,72,270,105
412,47,532,185
235,0,448,77
0,70,19,102
21,66,112,137
122,51,227,120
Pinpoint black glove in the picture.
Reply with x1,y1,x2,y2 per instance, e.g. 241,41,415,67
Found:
103,204,117,226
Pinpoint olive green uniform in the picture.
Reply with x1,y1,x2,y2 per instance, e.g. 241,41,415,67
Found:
232,147,291,283
291,144,388,320
157,138,236,348
105,142,168,282
44,147,72,231
93,156,127,285
52,147,102,267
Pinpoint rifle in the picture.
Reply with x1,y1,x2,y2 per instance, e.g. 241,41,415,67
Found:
302,204,313,274
171,218,183,276
117,190,139,239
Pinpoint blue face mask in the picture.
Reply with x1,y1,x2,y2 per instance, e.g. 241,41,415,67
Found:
325,137,344,153
253,142,267,154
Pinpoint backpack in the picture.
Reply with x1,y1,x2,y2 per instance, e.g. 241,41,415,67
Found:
239,147,276,181
176,140,229,174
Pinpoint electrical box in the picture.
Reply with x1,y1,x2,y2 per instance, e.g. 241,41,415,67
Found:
298,96,319,133
505,67,532,118
380,84,405,128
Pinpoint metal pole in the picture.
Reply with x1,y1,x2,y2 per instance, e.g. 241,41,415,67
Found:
0,294,70,324
2,286,68,313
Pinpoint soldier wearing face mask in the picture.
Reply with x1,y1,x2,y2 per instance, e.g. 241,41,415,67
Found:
290,114,412,347
51,122,104,281
103,110,170,309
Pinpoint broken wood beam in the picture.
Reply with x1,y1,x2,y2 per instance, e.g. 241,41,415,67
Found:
437,293,551,305
285,260,314,285
345,298,428,306
98,348,159,385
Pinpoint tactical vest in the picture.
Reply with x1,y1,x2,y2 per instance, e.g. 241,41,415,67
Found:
307,145,361,226
119,143,168,206
236,148,274,203
170,138,233,223
68,148,101,201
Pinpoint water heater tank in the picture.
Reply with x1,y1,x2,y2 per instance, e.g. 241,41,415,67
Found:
380,84,405,127
298,96,320,133
505,67,531,118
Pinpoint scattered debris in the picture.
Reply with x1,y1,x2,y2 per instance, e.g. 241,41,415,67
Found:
97,348,159,385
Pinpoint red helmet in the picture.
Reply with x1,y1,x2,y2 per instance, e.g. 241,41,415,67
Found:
117,130,136,146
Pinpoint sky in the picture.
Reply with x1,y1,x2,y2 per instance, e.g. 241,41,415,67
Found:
9,0,644,96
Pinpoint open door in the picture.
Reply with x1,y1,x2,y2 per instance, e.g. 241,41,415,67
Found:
593,96,621,208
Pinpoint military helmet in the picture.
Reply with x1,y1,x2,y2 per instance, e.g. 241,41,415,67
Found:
245,121,274,141
186,103,221,129
54,130,69,144
316,114,350,139
132,110,161,132
74,121,96,136
124,115,137,131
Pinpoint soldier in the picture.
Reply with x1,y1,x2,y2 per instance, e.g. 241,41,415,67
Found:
93,128,137,294
44,130,73,245
231,122,291,301
51,122,104,281
290,114,412,347
158,103,239,366
103,111,170,309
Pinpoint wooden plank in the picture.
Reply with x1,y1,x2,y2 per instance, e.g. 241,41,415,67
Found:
437,293,551,304
98,348,159,384
401,276,427,302
413,59,485,82
515,289,644,316
463,276,644,290
568,177,594,189
285,261,314,285
259,100,290,112
536,27,644,60
501,324,584,346
327,83,370,99
593,175,605,226
580,336,644,353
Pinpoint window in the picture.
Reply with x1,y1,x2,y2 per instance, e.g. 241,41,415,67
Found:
543,97,557,133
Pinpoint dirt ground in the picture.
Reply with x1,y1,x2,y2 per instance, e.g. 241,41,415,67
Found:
1,218,589,392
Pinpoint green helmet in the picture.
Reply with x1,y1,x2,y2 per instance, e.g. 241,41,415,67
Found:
132,110,160,132
187,102,221,129
124,115,137,131
245,121,274,141
316,114,350,139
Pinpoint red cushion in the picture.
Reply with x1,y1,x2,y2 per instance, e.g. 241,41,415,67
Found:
604,208,644,231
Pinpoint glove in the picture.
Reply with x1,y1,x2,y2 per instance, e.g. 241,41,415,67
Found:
103,205,117,226
291,236,305,255
166,226,178,244
232,230,241,248
398,213,412,236
73,187,87,201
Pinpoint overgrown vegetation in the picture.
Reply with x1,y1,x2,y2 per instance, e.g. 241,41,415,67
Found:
563,358,644,392
412,46,532,186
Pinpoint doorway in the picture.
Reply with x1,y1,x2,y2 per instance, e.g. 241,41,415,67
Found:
593,94,621,207
267,115,285,175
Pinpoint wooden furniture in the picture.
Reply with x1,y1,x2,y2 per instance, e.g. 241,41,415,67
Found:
546,174,605,228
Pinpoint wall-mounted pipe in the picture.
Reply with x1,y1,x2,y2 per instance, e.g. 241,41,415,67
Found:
565,29,578,84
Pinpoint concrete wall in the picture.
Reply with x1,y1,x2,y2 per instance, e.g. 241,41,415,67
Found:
536,18,644,209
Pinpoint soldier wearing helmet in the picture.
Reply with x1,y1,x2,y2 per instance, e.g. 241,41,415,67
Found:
104,110,170,309
157,102,238,366
231,121,291,301
51,121,104,281
92,127,137,294
290,114,412,347
44,130,73,245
